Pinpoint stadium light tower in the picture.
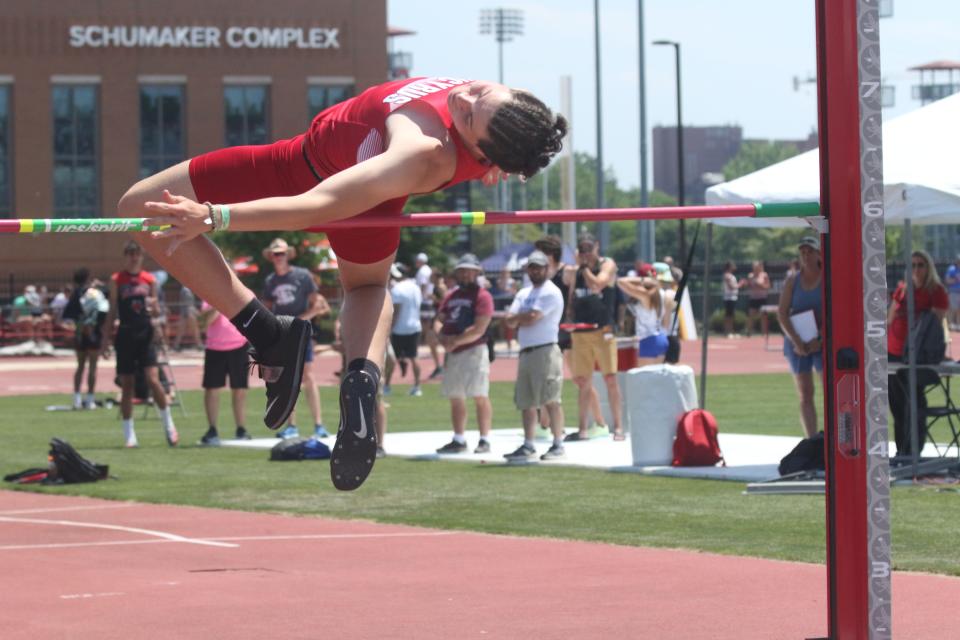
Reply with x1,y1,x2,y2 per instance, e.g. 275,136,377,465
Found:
480,8,524,250
479,8,524,85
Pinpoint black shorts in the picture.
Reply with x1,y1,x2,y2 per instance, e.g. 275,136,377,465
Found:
75,327,103,351
748,299,765,311
202,346,250,389
558,329,572,351
723,300,737,318
115,325,158,375
391,332,420,359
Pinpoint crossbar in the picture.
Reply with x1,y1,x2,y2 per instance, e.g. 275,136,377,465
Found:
0,202,821,234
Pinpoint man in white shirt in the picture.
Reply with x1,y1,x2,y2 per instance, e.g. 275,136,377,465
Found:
415,252,443,379
389,264,424,396
502,251,566,461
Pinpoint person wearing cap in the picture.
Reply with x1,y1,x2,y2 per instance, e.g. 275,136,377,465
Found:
562,233,624,441
777,236,824,439
103,241,179,448
741,260,771,338
387,263,424,396
434,254,495,454
501,250,566,461
262,238,331,440
617,263,674,366
943,254,960,331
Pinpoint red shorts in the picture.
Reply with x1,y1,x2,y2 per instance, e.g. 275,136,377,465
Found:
188,134,404,264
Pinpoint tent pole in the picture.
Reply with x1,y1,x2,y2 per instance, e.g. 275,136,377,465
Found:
699,222,712,408
904,219,920,476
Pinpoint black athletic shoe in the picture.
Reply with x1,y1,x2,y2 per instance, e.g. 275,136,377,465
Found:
330,368,379,491
199,427,220,447
436,439,468,454
235,427,252,440
248,316,311,430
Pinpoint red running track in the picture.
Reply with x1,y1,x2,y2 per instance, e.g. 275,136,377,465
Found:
1,491,957,639
0,335,795,398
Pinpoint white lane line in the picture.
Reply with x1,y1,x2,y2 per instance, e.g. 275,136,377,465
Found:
0,530,455,551
214,531,457,542
0,516,238,548
0,503,135,516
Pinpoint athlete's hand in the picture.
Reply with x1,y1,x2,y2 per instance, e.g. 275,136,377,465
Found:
143,190,213,256
481,166,509,187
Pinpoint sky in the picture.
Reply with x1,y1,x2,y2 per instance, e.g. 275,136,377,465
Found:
387,0,960,190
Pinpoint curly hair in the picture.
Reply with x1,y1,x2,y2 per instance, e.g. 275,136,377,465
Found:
477,90,568,179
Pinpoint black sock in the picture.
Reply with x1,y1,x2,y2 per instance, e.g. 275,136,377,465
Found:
230,298,281,351
346,358,381,385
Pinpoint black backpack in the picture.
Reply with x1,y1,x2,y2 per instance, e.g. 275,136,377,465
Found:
270,437,331,461
778,432,825,476
904,310,946,365
48,438,110,483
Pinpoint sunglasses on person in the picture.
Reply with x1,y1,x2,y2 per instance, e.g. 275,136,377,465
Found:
272,251,288,257
911,261,926,269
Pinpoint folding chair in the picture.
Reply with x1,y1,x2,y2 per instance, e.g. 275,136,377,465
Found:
920,366,960,458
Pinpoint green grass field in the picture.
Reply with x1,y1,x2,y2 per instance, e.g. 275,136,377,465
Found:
2,373,958,576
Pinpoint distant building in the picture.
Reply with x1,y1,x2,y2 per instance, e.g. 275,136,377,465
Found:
910,60,960,105
0,0,389,283
653,125,821,204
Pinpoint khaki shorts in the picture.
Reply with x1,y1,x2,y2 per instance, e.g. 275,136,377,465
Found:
571,329,618,377
442,343,490,398
515,344,563,410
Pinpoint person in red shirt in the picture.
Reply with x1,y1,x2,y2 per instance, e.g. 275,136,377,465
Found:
118,77,566,491
887,249,948,457
433,254,495,455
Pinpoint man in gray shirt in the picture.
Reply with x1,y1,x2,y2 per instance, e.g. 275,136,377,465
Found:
262,238,330,439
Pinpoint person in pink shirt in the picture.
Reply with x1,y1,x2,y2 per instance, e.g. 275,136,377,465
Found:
198,300,250,445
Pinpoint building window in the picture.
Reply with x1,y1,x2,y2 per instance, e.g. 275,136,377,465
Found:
224,85,269,147
307,84,354,121
52,85,99,218
140,85,185,179
0,85,11,217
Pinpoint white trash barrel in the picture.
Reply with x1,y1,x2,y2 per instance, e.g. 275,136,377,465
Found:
625,364,698,466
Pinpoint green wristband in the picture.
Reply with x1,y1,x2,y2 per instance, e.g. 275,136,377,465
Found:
219,205,231,231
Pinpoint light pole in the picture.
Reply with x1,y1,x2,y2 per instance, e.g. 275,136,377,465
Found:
480,8,524,251
593,0,608,250
637,0,654,261
653,39,685,259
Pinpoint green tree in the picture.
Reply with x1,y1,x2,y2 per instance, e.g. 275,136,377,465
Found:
722,140,800,181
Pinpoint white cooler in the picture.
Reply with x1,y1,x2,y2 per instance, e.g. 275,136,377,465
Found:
593,364,698,465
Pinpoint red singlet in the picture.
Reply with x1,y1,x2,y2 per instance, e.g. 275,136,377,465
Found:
189,77,489,264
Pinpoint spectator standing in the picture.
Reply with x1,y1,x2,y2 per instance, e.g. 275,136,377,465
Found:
887,250,948,457
777,237,823,439
104,241,179,448
415,252,442,380
742,261,772,337
434,254,494,454
388,263,424,396
197,299,251,445
64,268,109,409
502,251,566,460
50,285,72,325
563,233,624,441
721,261,741,338
262,238,330,439
173,283,202,350
943,255,960,331
618,263,672,366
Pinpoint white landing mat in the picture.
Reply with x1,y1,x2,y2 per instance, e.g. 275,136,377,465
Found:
222,429,813,483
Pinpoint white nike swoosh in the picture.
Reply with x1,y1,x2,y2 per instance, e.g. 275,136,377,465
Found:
242,309,259,328
265,396,278,416
354,397,368,439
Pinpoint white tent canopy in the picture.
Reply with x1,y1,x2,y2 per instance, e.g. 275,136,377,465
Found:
705,91,960,227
